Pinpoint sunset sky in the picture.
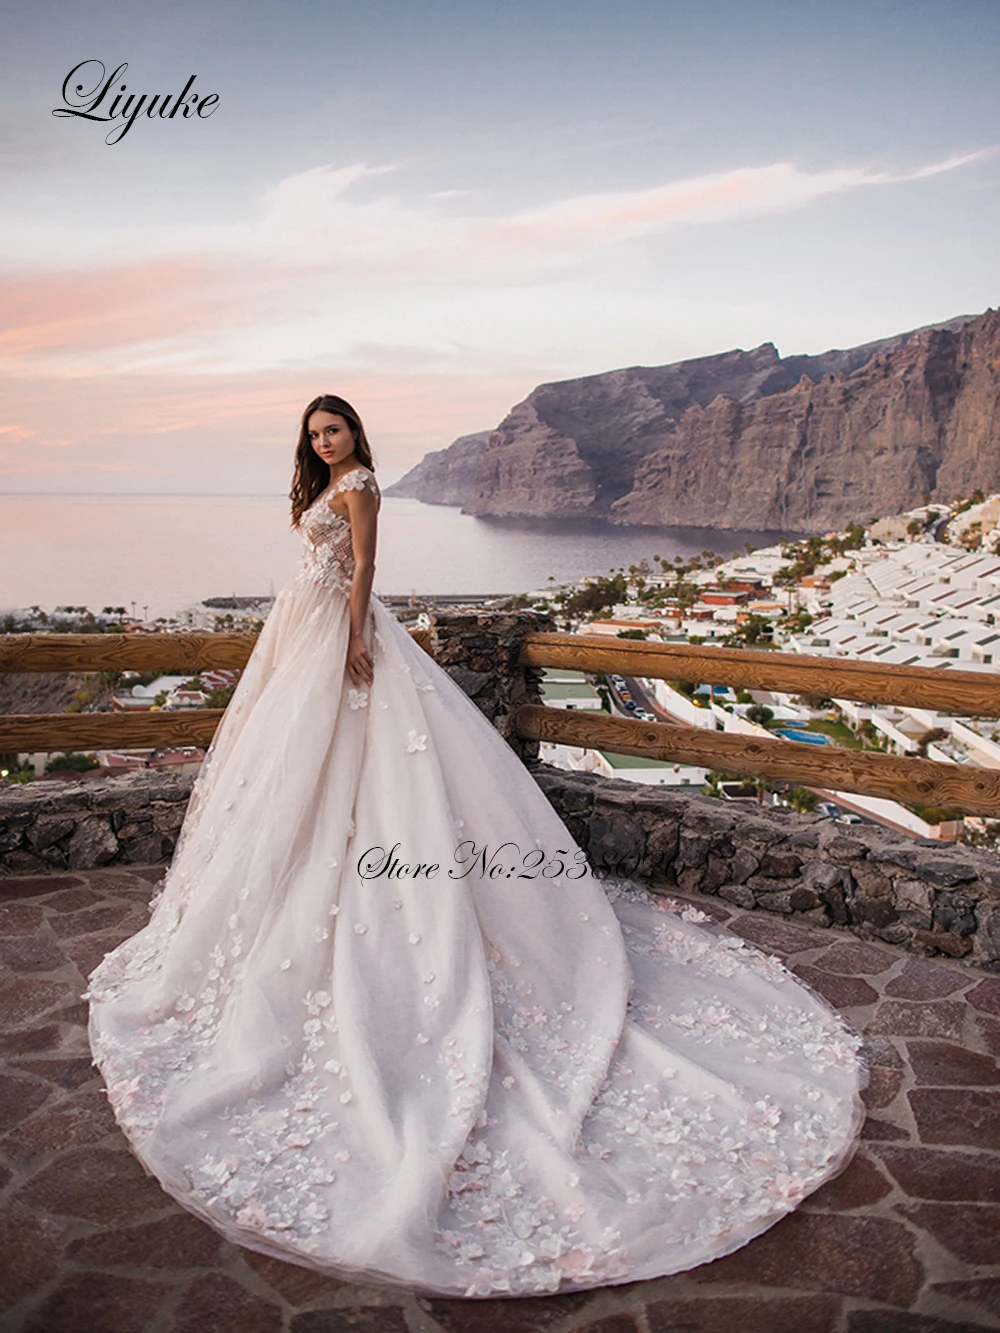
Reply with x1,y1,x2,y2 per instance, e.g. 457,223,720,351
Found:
2,0,998,491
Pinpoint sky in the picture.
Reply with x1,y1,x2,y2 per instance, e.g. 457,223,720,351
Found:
1,0,998,491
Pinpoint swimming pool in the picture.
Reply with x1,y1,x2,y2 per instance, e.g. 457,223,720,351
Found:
774,728,829,745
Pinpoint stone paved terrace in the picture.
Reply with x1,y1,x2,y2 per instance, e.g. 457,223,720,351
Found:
1,868,1000,1333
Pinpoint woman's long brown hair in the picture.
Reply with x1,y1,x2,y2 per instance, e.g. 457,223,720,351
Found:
289,394,376,528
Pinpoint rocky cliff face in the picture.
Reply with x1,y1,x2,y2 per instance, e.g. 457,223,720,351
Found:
389,310,996,532
614,311,999,532
383,431,491,505
0,672,90,719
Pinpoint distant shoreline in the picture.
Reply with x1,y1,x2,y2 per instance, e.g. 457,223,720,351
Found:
0,493,787,620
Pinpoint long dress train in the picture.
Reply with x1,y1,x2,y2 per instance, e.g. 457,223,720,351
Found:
87,466,866,1299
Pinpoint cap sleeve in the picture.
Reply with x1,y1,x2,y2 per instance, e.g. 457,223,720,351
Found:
331,467,380,506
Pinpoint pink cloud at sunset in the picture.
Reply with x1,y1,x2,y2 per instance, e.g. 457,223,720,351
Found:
489,152,995,245
0,366,531,490
1,0,997,497
0,145,994,492
0,257,251,363
1,151,988,381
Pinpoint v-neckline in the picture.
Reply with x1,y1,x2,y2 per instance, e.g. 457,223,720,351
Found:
309,467,370,517
309,489,348,519
308,498,350,525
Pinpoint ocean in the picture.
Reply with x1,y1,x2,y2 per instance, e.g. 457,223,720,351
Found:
0,494,785,621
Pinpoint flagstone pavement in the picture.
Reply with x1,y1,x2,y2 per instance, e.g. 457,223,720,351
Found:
1,866,1000,1333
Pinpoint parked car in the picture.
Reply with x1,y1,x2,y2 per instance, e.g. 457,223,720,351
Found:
836,813,863,825
817,802,842,819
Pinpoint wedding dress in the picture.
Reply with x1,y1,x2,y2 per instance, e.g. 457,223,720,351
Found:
87,465,867,1299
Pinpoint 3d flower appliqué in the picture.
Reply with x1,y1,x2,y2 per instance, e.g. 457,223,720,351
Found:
337,471,368,491
87,466,865,1303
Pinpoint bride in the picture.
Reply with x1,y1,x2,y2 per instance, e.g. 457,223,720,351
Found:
87,393,866,1299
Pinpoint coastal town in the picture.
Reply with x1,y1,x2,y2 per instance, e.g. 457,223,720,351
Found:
535,491,1000,846
5,492,1000,848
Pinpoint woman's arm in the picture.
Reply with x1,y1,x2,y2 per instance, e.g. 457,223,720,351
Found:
343,483,378,688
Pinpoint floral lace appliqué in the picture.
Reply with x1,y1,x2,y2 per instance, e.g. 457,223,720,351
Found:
294,469,380,595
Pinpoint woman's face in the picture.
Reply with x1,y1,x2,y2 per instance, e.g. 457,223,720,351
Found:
307,411,356,469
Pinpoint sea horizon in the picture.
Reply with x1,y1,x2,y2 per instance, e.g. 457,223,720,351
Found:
0,493,788,622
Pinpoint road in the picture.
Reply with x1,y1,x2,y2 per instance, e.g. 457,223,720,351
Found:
605,672,674,723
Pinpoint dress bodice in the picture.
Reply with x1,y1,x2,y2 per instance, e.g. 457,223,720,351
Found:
296,467,380,593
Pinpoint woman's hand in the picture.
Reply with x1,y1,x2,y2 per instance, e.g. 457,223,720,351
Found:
347,632,374,688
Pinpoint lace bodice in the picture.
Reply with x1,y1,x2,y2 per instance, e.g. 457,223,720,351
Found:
295,467,380,593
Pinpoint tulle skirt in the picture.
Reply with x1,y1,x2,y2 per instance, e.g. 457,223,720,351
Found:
87,575,866,1298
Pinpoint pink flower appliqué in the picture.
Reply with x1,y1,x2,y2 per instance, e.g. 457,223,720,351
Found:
555,1247,596,1280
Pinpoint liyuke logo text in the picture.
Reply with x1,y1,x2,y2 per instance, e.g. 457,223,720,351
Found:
52,60,219,145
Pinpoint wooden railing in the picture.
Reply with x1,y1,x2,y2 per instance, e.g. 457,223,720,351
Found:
0,630,433,753
514,632,1000,819
3,627,1000,819
0,633,256,752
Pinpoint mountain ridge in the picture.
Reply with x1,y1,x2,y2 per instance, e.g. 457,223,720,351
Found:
387,310,994,532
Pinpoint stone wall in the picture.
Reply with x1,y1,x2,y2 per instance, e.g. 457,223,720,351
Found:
428,608,551,761
530,765,1000,973
0,771,190,875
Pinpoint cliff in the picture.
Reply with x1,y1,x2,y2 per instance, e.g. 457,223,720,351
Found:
613,310,1000,532
383,431,491,505
0,672,91,720
393,310,996,532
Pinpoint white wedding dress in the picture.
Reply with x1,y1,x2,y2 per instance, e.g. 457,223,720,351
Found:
88,466,866,1299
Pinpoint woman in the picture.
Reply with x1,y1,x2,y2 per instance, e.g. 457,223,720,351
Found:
87,394,866,1299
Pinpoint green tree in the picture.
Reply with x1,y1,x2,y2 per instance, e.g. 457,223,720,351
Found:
783,610,814,635
45,752,99,773
640,550,720,626
205,684,238,709
724,614,774,648
555,573,629,622
745,702,774,727
787,787,820,813
593,674,612,714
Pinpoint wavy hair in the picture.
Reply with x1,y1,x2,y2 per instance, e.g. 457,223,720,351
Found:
289,394,376,528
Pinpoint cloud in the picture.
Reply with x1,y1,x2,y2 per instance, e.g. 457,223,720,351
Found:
485,152,996,247
0,148,991,379
904,150,995,180
0,364,529,489
244,149,995,274
0,258,245,362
